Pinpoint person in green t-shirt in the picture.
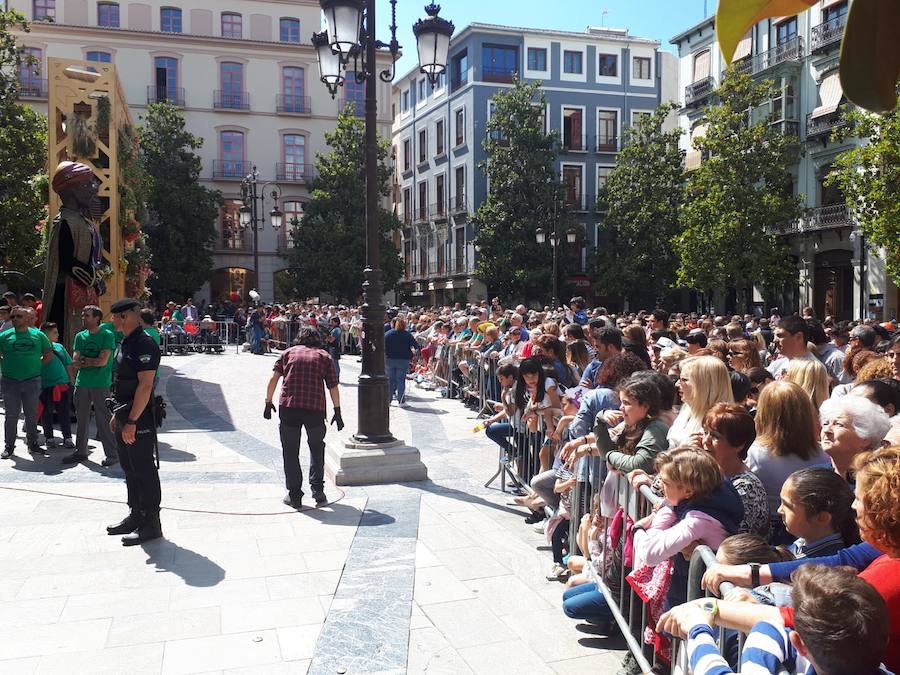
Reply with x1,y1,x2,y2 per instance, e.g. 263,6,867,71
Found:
1,306,53,458
67,305,119,466
39,322,75,448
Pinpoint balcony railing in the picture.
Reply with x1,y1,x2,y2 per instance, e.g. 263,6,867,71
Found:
413,205,429,224
811,14,846,53
430,201,447,220
339,98,364,116
276,94,311,114
212,160,253,180
219,231,251,251
276,162,315,182
560,134,589,153
806,108,847,140
595,135,620,152
147,85,185,106
18,78,47,99
730,36,804,77
808,204,853,230
214,90,250,110
685,76,715,106
562,193,588,211
452,253,468,274
401,211,413,226
482,66,517,84
451,193,468,215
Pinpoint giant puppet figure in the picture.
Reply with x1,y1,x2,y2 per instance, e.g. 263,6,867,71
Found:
43,161,106,348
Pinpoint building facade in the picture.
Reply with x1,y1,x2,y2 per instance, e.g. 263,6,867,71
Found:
12,0,393,307
390,23,678,305
671,0,898,321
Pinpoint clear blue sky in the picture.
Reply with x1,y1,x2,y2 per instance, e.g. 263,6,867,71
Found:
383,0,720,77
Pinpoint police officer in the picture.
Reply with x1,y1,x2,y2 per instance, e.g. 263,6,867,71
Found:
104,299,163,545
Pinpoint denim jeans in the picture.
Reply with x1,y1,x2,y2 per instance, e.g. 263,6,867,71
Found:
2,376,41,449
386,358,410,402
562,582,613,623
279,406,327,498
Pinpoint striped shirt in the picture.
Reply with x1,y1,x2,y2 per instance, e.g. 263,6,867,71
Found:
687,620,892,675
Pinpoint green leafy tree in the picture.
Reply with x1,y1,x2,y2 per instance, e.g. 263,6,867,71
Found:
138,102,221,303
284,107,402,302
675,70,804,310
0,9,48,278
472,80,572,303
828,96,900,285
596,103,684,306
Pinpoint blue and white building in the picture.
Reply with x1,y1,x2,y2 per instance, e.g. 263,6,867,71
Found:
391,23,678,305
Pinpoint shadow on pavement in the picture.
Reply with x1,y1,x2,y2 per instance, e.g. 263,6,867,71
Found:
157,441,196,463
141,539,226,587
302,501,368,527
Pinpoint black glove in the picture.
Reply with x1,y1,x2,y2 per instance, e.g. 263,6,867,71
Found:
264,401,276,420
331,406,344,431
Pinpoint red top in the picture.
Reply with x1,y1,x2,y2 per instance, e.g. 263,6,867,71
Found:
274,345,338,412
860,555,900,673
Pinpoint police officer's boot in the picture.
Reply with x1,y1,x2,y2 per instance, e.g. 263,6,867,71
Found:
106,509,144,535
121,511,163,546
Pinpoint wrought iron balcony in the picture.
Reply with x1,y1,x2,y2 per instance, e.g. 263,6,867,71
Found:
450,193,468,215
685,76,715,106
560,134,589,153
806,109,847,140
452,254,468,274
147,85,185,106
430,201,448,220
729,36,804,77
594,135,620,153
811,14,846,53
212,160,253,180
275,163,315,182
276,94,311,114
807,204,853,230
18,78,47,99
213,90,250,111
413,205,429,224
219,231,251,251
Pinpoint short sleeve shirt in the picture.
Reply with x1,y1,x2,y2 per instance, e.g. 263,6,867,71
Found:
113,328,161,426
0,327,51,381
274,345,338,412
74,328,116,388
41,342,73,388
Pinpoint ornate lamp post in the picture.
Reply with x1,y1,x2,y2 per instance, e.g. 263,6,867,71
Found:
535,204,576,309
239,166,284,301
312,1,454,446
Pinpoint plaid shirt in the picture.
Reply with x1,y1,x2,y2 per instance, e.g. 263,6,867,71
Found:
274,346,338,412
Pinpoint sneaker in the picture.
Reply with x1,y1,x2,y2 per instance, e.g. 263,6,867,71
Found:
28,445,47,457
1,447,12,459
546,564,568,581
282,493,302,510
532,520,546,534
61,438,75,449
312,491,328,507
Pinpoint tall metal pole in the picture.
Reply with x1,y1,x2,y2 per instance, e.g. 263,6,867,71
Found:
551,200,559,309
355,0,395,444
252,174,260,298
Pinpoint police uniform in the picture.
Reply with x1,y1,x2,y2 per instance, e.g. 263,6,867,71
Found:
105,299,163,545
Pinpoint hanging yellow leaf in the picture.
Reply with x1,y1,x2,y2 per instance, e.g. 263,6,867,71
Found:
715,0,816,62
839,0,900,113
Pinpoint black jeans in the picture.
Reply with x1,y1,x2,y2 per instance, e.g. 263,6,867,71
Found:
117,424,161,513
279,406,327,498
40,385,72,440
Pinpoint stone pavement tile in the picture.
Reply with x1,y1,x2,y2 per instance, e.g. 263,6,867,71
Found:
34,643,164,674
275,624,322,661
161,629,282,675
457,639,556,675
1,617,111,660
549,651,624,673
409,603,430,630
413,566,476,606
0,657,39,675
0,578,24,601
0,597,66,626
225,661,311,675
317,594,333,615
256,532,353,557
264,570,342,600
464,575,554,616
421,598,516,648
60,587,172,622
196,552,308,581
415,523,477,552
169,578,269,611
106,606,221,647
420,493,479,515
407,626,475,675
16,570,126,600
442,510,507,535
500,608,605,662
220,597,324,633
431,545,510,581
299,549,348,573
413,541,441,569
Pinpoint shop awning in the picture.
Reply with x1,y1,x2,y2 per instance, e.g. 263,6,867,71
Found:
810,72,843,118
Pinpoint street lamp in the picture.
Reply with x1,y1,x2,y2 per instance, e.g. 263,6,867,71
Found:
240,165,283,302
535,202,578,308
312,1,454,445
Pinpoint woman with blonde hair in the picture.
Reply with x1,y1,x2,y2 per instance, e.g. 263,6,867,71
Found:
746,381,829,538
668,356,734,448
786,358,830,409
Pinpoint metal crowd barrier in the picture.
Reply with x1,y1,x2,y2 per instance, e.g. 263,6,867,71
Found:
158,321,238,355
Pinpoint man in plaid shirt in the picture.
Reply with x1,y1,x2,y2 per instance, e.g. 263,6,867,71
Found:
265,327,343,509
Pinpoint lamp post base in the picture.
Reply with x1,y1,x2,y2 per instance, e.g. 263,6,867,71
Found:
324,438,428,486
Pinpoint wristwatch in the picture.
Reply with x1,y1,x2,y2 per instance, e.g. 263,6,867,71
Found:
699,598,719,623
749,562,761,588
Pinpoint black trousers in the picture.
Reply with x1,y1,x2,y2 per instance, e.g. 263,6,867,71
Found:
279,406,327,498
117,425,161,513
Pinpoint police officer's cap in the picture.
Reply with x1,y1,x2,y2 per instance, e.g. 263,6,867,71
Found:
110,298,141,313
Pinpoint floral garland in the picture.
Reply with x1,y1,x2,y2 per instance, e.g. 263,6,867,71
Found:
117,123,153,298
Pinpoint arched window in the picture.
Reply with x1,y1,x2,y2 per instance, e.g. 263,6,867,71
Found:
281,66,306,113
218,62,245,109
219,131,245,177
282,135,306,180
280,18,300,43
161,7,182,33
97,2,119,27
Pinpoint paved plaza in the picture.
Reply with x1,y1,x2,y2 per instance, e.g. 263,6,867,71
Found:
0,350,625,674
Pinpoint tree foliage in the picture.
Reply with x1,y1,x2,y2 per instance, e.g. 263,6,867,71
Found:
0,9,48,279
138,102,222,303
284,107,403,302
596,103,684,305
472,80,574,303
829,95,900,285
675,70,803,304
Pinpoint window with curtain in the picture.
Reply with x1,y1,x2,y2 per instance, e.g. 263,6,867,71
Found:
282,66,305,112
97,2,119,27
220,62,244,108
692,50,710,82
280,18,300,43
632,56,651,80
33,0,55,20
283,135,306,180
220,131,244,177
221,13,242,39
161,8,182,33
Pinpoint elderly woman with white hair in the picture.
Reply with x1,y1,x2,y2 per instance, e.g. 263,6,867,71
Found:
819,395,891,480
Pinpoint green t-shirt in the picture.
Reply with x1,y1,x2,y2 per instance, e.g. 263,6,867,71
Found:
74,328,116,388
144,326,161,345
99,321,125,345
0,327,51,381
172,310,184,324
41,342,73,388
